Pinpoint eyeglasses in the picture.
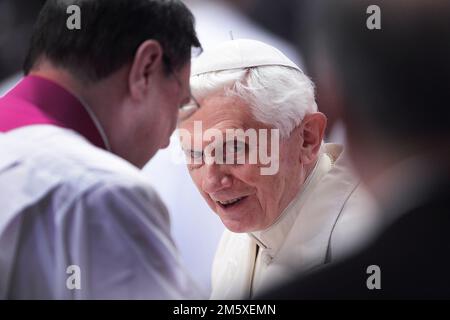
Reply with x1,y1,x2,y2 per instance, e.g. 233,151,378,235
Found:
178,94,201,122
167,64,201,123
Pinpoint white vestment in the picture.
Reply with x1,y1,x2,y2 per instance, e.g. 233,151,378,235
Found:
0,125,201,299
210,143,381,299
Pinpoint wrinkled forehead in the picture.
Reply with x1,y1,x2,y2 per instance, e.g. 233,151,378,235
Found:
180,95,258,132
178,95,274,149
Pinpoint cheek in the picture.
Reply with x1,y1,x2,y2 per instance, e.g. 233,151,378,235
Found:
230,165,267,205
133,106,156,142
255,174,286,213
189,169,213,202
228,165,260,190
162,100,177,124
158,85,180,125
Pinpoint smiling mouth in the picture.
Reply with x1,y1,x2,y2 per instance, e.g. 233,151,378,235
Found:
216,196,248,209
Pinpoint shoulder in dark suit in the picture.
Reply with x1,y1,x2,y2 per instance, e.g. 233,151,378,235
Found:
262,180,450,299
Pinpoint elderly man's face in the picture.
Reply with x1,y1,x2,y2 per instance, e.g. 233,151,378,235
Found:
180,95,312,233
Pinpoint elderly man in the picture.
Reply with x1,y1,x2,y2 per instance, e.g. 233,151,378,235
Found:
179,39,380,299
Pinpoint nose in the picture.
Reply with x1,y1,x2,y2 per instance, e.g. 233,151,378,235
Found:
201,163,232,194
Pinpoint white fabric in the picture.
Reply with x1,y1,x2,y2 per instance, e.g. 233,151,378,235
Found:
210,144,381,299
0,125,202,299
192,39,301,76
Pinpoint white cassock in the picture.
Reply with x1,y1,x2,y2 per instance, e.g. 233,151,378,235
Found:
210,143,382,299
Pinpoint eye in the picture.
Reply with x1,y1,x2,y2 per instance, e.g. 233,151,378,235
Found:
191,150,203,160
223,140,248,165
184,149,203,160
225,140,246,154
184,149,204,169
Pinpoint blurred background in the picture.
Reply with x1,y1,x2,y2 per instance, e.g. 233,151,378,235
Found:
0,0,47,95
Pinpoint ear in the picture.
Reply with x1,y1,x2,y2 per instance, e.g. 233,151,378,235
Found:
128,40,164,101
299,112,327,165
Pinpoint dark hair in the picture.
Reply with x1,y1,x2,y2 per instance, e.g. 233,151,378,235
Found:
318,0,450,142
24,0,201,81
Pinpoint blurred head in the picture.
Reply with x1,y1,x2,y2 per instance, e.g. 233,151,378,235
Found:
24,0,201,168
180,63,326,233
313,0,450,185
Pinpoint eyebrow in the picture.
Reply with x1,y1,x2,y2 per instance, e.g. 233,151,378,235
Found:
183,139,248,152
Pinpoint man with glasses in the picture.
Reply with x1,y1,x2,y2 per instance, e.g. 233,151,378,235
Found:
0,0,202,299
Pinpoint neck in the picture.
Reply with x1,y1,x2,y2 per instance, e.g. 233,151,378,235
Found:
29,62,128,155
30,66,87,105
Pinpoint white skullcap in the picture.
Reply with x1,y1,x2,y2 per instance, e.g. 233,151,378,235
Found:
192,39,301,76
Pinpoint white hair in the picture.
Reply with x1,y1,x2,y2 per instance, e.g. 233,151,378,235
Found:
190,66,318,137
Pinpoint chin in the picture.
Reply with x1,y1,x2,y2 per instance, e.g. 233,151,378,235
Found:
160,136,171,149
214,199,263,233
223,222,250,233
133,150,155,169
221,217,259,233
